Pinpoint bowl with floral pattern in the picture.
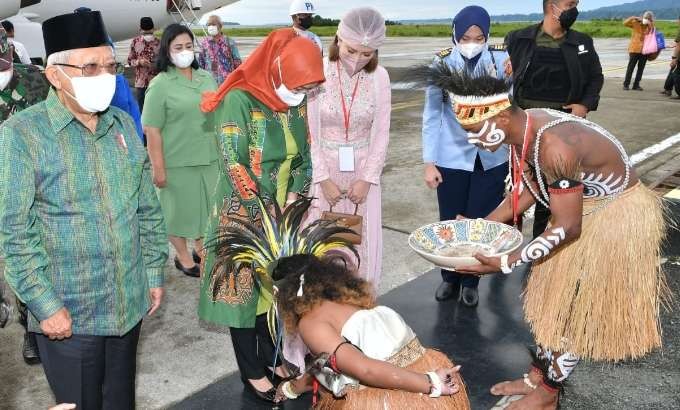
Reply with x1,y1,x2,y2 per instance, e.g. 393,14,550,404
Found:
408,219,523,270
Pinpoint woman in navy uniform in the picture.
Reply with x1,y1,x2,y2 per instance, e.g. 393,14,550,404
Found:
421,6,510,307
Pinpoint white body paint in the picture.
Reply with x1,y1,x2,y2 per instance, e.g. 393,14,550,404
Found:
516,227,565,266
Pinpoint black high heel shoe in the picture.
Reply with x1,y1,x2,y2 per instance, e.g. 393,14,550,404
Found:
174,257,200,278
241,377,278,403
192,250,202,264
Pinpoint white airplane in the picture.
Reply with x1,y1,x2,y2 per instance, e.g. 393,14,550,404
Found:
1,0,239,62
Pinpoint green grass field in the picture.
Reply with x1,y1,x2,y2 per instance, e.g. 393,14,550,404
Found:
204,20,678,40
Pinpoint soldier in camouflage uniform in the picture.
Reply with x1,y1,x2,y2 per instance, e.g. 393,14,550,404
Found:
1,34,49,121
0,27,50,364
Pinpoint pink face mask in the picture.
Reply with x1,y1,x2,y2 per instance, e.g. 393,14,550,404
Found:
339,48,373,76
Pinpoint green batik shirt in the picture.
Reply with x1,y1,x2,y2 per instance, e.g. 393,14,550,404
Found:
0,64,50,122
198,89,312,329
0,89,168,336
213,89,312,220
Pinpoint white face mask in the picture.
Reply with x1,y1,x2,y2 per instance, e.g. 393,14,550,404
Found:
0,70,12,90
207,25,220,36
171,50,195,69
143,34,156,42
458,42,486,59
59,67,116,113
466,120,506,150
273,58,305,107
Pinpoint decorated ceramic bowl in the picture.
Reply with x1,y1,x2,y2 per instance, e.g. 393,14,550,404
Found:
408,219,523,270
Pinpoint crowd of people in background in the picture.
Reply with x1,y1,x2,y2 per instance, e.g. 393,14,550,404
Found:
0,1,678,410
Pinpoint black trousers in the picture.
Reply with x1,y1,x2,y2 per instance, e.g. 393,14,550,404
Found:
623,53,648,88
663,66,680,95
230,314,281,381
0,285,10,328
436,157,508,288
135,87,147,113
35,321,142,410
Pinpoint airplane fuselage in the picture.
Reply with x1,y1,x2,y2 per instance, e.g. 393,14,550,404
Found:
3,0,238,59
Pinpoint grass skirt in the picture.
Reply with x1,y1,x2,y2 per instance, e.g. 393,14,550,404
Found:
316,348,470,410
525,183,669,361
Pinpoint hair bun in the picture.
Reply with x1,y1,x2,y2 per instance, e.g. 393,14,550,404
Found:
271,254,316,281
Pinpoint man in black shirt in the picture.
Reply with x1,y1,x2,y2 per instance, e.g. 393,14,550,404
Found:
505,0,603,237
661,16,680,98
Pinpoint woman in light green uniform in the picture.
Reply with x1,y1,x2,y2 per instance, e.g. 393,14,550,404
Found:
142,24,219,277
197,29,325,402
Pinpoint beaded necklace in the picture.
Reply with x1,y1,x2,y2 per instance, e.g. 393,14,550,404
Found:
514,109,631,216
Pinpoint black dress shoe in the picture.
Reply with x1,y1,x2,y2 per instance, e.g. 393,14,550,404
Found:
174,257,200,278
242,377,279,403
623,85,630,90
23,332,41,365
435,281,460,302
461,287,479,307
192,250,202,264
661,90,672,96
632,86,644,91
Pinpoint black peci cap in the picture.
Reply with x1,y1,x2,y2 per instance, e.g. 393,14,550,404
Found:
42,11,109,58
140,17,154,31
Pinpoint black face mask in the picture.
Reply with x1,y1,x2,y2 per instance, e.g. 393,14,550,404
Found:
558,7,579,30
298,15,313,30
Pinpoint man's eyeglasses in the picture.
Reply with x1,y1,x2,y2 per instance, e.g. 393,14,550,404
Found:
54,62,123,77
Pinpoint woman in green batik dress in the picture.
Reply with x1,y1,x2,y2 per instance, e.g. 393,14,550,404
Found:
197,29,325,402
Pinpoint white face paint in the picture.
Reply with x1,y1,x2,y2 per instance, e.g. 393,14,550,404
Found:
466,120,506,150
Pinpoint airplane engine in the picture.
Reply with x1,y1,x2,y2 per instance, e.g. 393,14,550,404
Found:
0,0,21,21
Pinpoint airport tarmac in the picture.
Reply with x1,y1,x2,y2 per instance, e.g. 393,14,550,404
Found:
114,36,678,79
1,36,679,409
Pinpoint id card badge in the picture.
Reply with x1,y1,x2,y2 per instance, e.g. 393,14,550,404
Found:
338,145,355,172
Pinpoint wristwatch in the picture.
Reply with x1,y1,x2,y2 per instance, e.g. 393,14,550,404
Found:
500,254,513,274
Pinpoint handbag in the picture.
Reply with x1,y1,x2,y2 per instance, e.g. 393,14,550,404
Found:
642,29,659,56
321,200,362,245
655,31,666,51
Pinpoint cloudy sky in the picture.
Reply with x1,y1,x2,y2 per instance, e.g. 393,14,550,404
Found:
208,0,627,25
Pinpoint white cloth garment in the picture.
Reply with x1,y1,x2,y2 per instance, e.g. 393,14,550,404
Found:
312,306,417,395
8,39,31,65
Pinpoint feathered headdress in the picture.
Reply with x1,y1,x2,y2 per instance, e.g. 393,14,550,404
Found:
207,194,359,371
209,195,358,293
414,62,512,125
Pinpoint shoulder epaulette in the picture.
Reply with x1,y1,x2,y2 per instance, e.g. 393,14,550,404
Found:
436,47,453,58
488,43,507,52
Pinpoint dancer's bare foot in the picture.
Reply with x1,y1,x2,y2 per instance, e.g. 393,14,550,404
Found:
507,385,558,410
490,370,542,396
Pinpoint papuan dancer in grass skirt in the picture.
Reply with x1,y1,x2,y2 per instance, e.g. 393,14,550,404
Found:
208,196,471,409
418,66,668,410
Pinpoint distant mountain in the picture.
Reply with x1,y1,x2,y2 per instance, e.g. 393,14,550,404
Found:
493,0,679,22
399,0,680,24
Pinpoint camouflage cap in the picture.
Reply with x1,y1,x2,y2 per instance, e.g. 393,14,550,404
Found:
0,28,12,71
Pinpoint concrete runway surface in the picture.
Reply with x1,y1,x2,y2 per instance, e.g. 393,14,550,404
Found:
1,36,679,409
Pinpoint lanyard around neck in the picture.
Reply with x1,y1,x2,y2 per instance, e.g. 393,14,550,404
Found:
336,61,361,141
511,114,533,227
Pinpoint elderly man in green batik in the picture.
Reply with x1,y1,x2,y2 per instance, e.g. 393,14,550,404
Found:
0,26,50,366
0,11,167,408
